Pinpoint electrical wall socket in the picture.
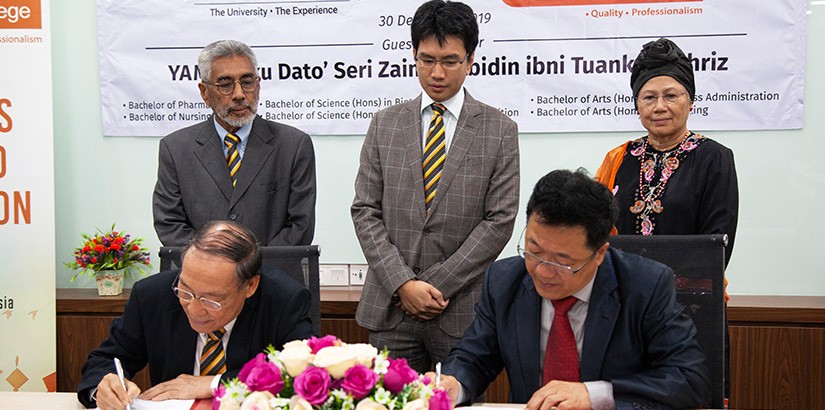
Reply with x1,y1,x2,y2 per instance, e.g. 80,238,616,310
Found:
319,264,349,286
349,264,368,285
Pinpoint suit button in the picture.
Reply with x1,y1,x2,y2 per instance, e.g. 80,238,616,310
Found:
413,267,421,274
229,214,238,220
423,228,431,235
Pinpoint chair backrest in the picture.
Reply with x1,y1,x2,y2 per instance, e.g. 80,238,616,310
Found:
608,234,726,408
159,245,322,333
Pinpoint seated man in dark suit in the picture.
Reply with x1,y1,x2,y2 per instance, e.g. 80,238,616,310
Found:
78,220,315,410
435,170,711,410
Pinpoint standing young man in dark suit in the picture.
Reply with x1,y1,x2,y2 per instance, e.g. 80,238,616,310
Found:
435,170,711,409
77,221,315,409
153,40,316,247
351,0,519,373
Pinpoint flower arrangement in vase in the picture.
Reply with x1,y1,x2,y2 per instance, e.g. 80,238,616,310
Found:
66,224,151,295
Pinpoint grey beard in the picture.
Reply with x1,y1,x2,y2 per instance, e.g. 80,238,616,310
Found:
218,105,257,128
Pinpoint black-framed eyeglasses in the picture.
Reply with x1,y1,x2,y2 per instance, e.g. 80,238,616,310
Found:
203,76,260,96
414,53,470,70
172,274,228,311
635,92,687,107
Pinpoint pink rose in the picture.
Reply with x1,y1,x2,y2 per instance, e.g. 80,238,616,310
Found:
294,366,331,405
212,385,225,410
307,335,339,354
429,388,452,410
382,358,418,394
238,353,284,395
341,364,379,399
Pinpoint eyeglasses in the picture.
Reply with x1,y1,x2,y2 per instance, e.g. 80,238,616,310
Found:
203,76,260,96
415,53,470,70
518,246,597,275
636,92,687,107
173,274,231,311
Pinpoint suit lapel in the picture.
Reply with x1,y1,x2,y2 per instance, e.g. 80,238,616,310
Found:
580,250,620,381
515,271,543,396
170,304,198,376
230,116,275,208
226,288,260,370
403,96,427,221
426,90,479,217
193,118,234,201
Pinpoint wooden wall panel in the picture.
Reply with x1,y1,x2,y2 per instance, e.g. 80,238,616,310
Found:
57,315,150,393
730,326,825,409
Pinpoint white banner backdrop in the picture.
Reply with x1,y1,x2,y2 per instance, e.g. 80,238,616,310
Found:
97,0,806,136
0,0,56,392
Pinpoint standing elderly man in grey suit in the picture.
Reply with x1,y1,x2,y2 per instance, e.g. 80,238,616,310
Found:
153,40,316,247
351,0,519,373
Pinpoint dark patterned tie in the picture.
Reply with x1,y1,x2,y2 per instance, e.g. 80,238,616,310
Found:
542,296,580,384
224,133,241,187
200,328,226,376
422,103,446,212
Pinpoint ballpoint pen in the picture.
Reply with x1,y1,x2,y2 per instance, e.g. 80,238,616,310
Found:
113,357,132,410
435,362,441,387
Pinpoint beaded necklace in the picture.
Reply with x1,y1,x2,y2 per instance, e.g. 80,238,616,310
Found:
629,131,703,235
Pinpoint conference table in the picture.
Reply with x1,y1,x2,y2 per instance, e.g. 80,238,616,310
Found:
0,393,526,409
0,392,85,409
0,392,212,410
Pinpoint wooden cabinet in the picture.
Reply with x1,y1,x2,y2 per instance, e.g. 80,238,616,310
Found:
57,290,824,408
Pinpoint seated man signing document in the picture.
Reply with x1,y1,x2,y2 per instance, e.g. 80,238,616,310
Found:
77,221,315,409
435,170,711,410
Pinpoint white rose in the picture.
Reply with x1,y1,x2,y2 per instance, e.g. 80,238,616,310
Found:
279,345,315,377
355,398,389,410
218,396,242,410
401,399,428,410
240,391,275,410
283,339,311,351
289,395,314,410
313,346,358,379
345,343,379,367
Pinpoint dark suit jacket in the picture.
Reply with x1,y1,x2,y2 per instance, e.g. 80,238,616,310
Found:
76,269,315,408
443,249,711,409
351,90,519,338
153,115,316,246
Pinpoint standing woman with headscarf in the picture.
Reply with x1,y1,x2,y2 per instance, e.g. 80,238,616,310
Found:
596,37,738,401
596,38,739,267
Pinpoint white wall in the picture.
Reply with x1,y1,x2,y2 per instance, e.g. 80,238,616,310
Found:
52,1,825,296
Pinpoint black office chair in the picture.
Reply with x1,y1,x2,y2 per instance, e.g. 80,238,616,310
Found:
159,245,322,334
608,234,727,409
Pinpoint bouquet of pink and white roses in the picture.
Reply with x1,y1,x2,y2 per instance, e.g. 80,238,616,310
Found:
213,335,452,410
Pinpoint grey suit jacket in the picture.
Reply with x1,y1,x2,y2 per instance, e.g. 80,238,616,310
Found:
351,90,519,337
153,115,316,246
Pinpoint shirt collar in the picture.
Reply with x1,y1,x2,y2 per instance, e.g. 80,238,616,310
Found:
212,117,253,143
572,273,597,303
199,318,237,342
420,88,465,119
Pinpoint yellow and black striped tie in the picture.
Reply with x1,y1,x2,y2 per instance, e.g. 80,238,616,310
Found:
225,133,241,187
423,103,446,212
200,328,226,376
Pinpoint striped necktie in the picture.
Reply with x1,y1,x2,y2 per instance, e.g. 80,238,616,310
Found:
422,103,446,212
200,328,226,376
224,133,241,187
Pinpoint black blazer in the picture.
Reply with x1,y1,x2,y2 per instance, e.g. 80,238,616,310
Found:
77,268,315,408
443,249,711,409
